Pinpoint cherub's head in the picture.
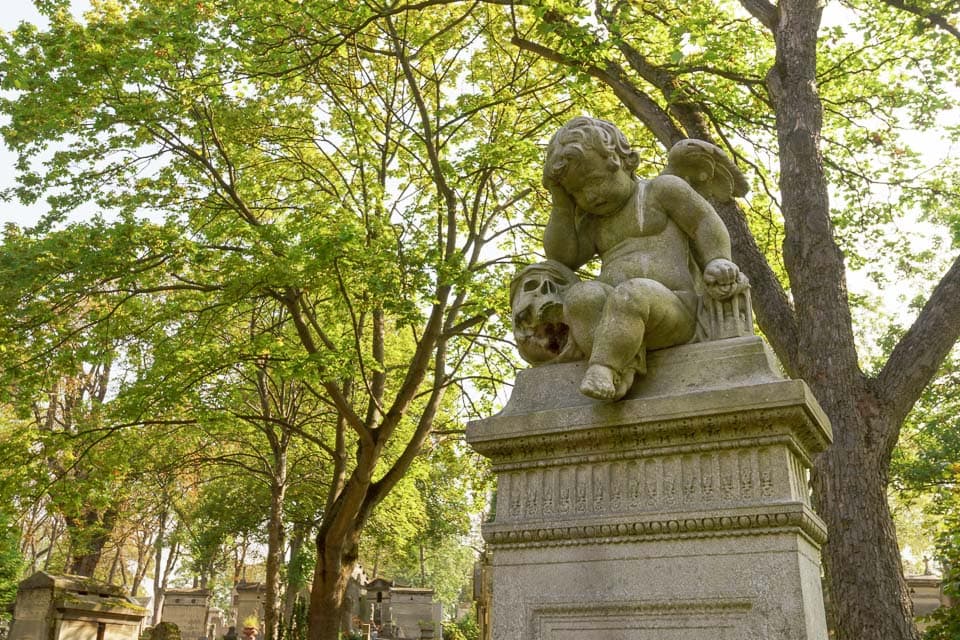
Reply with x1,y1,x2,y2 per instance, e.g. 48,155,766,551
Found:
543,116,640,186
543,117,639,217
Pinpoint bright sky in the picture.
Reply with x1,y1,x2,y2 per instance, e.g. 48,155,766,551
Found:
0,3,41,226
0,1,91,227
0,0,952,290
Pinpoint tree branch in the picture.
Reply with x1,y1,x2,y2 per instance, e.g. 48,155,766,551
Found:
509,36,679,146
366,342,451,508
739,0,778,31
876,254,960,427
874,0,960,41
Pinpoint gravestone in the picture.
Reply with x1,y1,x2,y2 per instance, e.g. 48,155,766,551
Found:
905,574,950,632
471,554,492,640
8,572,147,640
366,578,392,629
205,607,225,640
467,116,831,639
364,581,441,640
467,337,831,638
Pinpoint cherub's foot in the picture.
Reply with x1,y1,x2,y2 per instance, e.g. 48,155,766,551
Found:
580,364,634,401
615,367,636,399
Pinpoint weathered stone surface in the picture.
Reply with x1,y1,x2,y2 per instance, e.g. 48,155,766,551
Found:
161,589,210,640
512,116,752,402
9,572,146,640
467,337,831,639
480,335,788,421
232,582,265,631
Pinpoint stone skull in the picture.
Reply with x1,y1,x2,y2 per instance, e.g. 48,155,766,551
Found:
510,260,580,364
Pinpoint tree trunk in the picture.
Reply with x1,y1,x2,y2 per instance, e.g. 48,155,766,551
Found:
130,531,153,597
766,0,921,635
108,546,121,584
235,536,250,585
370,545,380,580
419,542,426,587
154,526,179,624
69,551,100,577
264,465,288,640
153,508,167,623
282,525,308,629
307,533,359,640
810,381,919,639
119,551,129,590
43,515,64,572
66,507,117,577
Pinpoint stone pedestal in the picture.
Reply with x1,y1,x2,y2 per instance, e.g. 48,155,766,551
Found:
466,336,831,640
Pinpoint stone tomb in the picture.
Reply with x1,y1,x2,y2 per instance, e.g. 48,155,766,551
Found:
466,336,831,639
365,579,442,639
232,582,265,629
161,589,210,640
387,587,441,639
9,572,147,640
905,574,951,632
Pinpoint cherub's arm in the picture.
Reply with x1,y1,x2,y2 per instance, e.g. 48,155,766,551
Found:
649,174,732,265
543,183,595,270
649,174,741,295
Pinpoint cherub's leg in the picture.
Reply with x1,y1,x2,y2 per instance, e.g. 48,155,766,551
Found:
563,280,611,359
582,279,695,401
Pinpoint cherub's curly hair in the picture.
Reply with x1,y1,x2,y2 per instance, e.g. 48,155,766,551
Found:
543,116,640,186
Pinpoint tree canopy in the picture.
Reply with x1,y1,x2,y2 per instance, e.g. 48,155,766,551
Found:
0,1,556,639
3,1,960,639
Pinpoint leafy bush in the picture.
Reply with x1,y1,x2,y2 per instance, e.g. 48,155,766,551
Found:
442,613,479,640
922,505,960,639
0,511,23,618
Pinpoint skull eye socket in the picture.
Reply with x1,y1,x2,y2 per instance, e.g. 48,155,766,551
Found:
523,279,540,292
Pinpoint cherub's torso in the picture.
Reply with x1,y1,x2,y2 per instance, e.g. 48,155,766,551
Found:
583,180,699,298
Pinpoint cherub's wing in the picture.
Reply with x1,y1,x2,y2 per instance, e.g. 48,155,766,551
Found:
662,139,749,202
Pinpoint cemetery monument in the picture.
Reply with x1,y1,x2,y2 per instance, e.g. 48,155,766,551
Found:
467,117,831,639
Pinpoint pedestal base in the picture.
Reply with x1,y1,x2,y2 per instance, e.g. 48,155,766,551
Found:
467,337,832,640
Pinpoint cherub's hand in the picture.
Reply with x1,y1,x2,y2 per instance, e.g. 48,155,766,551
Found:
545,181,577,215
703,258,746,300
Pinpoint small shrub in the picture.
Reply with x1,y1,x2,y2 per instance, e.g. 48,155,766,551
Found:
922,506,960,640
442,612,479,640
150,622,182,640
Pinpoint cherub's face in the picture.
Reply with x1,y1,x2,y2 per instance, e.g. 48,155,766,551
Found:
559,148,635,216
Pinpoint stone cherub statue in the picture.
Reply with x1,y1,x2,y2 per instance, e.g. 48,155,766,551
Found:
511,116,750,401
